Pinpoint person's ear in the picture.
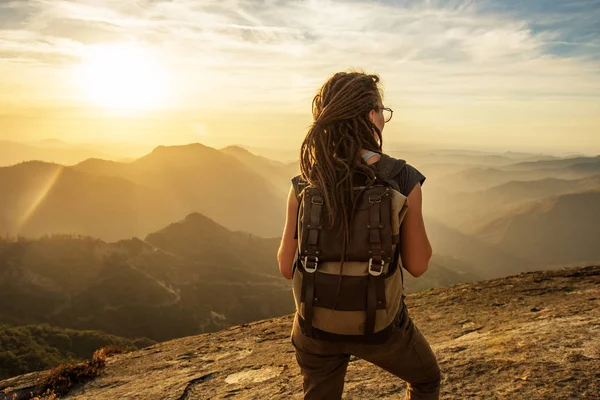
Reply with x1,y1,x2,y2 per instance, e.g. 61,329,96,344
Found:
368,109,376,124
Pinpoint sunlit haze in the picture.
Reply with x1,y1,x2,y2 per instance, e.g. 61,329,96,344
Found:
78,42,169,109
0,0,599,155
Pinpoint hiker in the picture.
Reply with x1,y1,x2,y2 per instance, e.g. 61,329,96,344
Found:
277,71,441,400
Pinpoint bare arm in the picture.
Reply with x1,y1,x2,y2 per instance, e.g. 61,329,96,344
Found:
277,184,299,280
400,183,432,277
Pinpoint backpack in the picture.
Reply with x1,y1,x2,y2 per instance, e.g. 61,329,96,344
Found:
292,154,409,343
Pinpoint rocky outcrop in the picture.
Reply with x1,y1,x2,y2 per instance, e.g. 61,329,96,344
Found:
2,265,598,399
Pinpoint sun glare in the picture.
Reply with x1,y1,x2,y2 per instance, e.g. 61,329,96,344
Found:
78,43,169,109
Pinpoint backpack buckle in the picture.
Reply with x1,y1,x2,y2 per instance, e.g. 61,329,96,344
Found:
368,258,384,276
303,256,319,273
311,196,323,205
368,196,382,204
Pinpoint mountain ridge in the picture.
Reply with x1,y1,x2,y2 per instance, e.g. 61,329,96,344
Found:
476,190,600,265
0,143,286,239
1,210,487,345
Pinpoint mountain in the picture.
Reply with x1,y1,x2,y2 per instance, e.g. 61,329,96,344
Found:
0,141,117,168
390,149,560,172
0,143,286,240
404,254,482,291
221,145,299,196
0,234,293,342
0,161,174,241
2,265,598,399
78,143,287,238
426,175,600,233
429,157,600,193
502,155,600,171
0,211,501,347
71,158,124,177
425,219,540,278
476,191,600,266
461,175,600,206
144,213,281,278
500,151,560,162
142,212,480,290
241,145,300,163
221,146,286,171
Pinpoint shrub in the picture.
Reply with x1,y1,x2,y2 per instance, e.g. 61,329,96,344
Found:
39,348,107,397
31,389,59,400
95,344,129,358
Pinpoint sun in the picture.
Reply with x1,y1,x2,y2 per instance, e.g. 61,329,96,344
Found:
78,43,169,110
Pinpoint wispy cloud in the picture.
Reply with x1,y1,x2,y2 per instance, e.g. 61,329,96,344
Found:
0,0,599,151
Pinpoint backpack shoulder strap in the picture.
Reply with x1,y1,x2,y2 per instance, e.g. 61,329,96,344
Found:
292,175,308,200
376,153,406,192
376,154,408,294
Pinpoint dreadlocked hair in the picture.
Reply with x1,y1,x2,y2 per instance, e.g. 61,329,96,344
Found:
299,71,384,261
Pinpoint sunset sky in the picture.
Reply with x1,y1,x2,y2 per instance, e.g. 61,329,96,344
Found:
0,0,599,155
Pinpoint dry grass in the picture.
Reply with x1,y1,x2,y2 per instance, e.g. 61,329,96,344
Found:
97,344,129,358
2,345,132,399
33,345,130,399
31,389,59,399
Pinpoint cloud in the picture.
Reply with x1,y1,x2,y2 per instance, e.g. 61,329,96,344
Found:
0,0,599,111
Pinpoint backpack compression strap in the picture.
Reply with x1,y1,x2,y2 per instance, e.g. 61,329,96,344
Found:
302,190,323,337
365,189,386,336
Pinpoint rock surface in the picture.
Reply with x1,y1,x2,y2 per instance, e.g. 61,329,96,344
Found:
2,266,599,399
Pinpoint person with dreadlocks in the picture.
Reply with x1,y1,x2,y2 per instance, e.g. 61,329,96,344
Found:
277,71,441,400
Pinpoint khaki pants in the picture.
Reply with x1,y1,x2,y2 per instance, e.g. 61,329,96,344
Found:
291,304,441,400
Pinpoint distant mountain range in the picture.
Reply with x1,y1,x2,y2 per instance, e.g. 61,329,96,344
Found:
0,140,143,167
1,143,598,277
220,145,299,197
476,190,600,266
419,155,600,269
0,211,486,343
426,174,600,233
0,215,292,342
428,160,600,193
424,219,540,279
0,143,287,240
501,155,600,171
0,161,172,241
